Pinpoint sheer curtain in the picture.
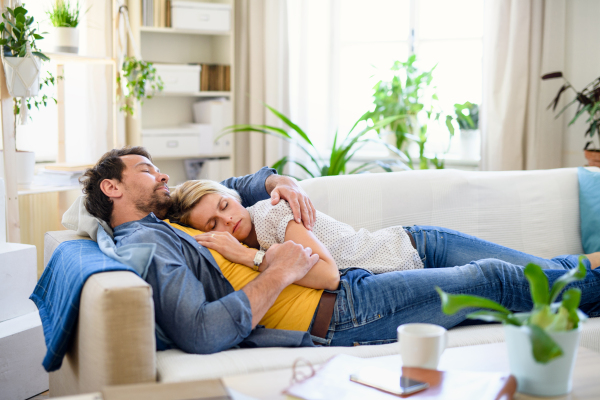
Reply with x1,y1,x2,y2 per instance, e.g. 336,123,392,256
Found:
234,0,291,175
481,0,566,171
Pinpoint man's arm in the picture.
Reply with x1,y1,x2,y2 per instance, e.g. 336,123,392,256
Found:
220,167,276,208
241,242,319,326
132,228,317,353
221,168,316,230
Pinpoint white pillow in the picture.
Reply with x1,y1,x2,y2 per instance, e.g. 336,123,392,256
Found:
62,195,113,240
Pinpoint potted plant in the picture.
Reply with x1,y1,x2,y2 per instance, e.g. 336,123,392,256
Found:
118,56,163,115
0,4,49,98
543,72,600,167
219,103,410,179
45,0,88,54
453,101,480,159
436,258,588,397
363,55,455,170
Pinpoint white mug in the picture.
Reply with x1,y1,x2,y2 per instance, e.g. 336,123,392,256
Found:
398,323,448,369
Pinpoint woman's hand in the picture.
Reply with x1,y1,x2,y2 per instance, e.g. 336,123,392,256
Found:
195,231,257,268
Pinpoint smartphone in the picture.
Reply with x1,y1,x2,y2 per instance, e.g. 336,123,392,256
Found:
350,366,429,396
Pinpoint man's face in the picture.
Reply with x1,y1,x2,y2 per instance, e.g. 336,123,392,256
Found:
119,155,172,218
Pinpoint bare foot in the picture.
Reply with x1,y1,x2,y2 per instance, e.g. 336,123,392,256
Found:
584,252,600,269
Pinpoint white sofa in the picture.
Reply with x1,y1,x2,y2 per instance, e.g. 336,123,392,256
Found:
44,167,600,396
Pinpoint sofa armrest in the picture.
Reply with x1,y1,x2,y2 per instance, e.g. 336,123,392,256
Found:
50,271,157,397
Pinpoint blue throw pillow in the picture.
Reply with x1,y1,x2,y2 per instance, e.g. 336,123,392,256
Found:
578,167,600,253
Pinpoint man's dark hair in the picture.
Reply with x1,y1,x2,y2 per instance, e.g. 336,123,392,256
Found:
80,146,152,225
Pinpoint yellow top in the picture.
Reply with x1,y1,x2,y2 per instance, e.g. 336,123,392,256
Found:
165,220,322,332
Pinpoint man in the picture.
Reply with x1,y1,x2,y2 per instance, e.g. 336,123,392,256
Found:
82,146,600,353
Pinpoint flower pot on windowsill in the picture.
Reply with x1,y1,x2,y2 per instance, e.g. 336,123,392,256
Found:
2,54,41,98
46,27,79,54
584,149,600,168
505,321,581,397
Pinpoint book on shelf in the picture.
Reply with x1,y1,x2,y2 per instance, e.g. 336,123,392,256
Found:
142,0,171,27
285,354,517,400
200,64,231,91
43,163,93,172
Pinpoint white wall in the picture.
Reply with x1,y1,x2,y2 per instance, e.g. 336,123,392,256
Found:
562,0,600,167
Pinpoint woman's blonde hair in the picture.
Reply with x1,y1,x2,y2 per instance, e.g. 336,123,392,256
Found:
170,180,242,225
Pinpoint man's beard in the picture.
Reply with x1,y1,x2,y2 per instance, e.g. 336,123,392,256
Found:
134,184,173,219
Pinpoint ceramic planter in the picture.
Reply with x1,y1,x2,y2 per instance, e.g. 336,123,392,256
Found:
46,27,79,54
505,324,580,397
0,150,35,189
2,55,41,98
584,149,600,167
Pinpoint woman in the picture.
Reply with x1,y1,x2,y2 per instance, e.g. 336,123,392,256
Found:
169,180,600,291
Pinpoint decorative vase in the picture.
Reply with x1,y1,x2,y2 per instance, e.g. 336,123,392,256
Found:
505,324,581,397
584,149,600,167
2,54,41,98
46,27,79,54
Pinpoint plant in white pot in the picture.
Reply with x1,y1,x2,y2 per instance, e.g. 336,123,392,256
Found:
0,3,51,189
436,258,588,397
45,0,87,54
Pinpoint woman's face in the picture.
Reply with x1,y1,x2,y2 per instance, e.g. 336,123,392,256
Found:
188,193,252,241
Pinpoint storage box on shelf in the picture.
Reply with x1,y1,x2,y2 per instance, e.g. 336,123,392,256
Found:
171,1,231,32
142,124,214,158
154,63,201,93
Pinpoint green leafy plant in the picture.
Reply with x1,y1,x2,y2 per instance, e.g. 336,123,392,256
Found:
454,101,479,130
13,71,63,117
219,103,410,179
543,72,600,150
117,56,163,115
436,257,588,364
0,5,49,61
363,55,454,170
46,0,88,28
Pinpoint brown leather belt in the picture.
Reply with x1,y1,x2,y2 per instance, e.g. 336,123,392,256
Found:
405,229,417,249
310,292,337,342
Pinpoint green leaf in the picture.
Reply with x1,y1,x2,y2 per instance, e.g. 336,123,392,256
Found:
549,256,587,303
264,103,314,147
524,263,550,307
526,324,563,364
436,287,512,315
466,310,521,326
560,288,582,328
32,52,50,62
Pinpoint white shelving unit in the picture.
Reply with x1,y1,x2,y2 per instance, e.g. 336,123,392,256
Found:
127,0,235,185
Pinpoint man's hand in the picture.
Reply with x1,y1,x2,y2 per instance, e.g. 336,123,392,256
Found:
261,241,320,283
241,241,319,327
266,175,316,230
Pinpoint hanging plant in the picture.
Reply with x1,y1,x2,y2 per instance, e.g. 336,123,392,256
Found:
0,3,51,123
13,71,63,118
117,56,163,115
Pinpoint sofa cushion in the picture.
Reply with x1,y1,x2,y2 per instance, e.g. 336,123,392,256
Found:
299,168,583,259
578,167,600,253
157,318,600,382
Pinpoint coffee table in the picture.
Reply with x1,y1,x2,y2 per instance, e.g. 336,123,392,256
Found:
223,343,600,399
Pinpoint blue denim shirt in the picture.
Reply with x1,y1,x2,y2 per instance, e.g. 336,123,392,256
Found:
112,167,314,354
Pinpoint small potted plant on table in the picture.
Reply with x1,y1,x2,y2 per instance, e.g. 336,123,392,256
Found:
436,258,588,397
543,72,600,167
45,0,87,54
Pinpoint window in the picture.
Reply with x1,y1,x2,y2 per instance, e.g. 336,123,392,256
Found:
288,0,483,164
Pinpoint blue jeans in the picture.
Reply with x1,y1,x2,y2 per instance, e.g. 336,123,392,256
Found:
314,226,600,346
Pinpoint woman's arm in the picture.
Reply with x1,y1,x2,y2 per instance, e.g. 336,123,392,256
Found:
273,220,340,290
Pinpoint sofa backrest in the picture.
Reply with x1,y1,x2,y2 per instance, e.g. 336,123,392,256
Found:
299,168,582,259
